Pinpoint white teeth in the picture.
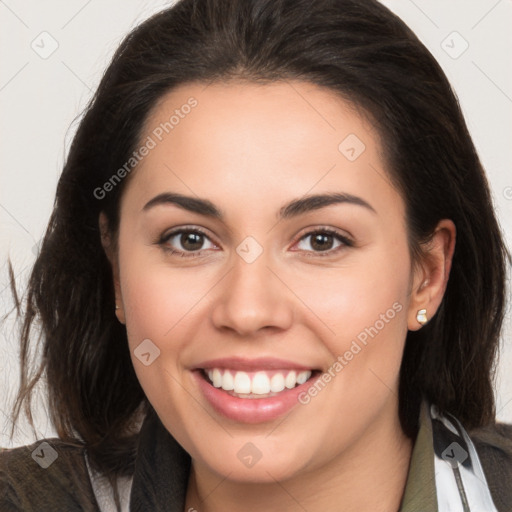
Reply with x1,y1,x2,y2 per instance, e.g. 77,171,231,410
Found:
212,369,222,388
205,368,313,396
296,371,310,385
270,373,285,392
234,372,251,393
285,370,297,389
221,371,234,391
251,372,271,394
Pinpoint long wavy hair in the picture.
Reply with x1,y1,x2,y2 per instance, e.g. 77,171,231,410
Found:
9,0,509,493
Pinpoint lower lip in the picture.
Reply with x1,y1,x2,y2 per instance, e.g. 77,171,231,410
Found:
193,370,318,424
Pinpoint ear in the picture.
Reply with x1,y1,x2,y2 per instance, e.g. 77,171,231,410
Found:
99,212,126,325
407,219,456,331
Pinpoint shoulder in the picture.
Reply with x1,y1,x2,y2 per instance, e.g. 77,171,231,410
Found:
469,421,512,511
0,438,99,512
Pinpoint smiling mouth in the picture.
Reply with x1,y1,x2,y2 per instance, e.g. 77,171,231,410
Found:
199,368,320,399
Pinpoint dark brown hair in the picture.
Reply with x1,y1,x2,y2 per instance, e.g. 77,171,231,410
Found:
9,0,509,489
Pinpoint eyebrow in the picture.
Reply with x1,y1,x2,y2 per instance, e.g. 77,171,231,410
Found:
142,191,376,219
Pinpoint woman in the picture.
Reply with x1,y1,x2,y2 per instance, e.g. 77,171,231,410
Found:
1,0,511,510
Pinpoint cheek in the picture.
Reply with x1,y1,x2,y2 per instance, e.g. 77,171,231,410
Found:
119,254,205,346
290,243,411,411
117,248,202,399
118,254,203,422
293,247,410,350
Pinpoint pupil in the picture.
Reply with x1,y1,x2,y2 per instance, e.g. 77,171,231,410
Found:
182,232,203,250
312,233,333,251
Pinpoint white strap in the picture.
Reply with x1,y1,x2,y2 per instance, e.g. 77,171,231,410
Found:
430,404,498,512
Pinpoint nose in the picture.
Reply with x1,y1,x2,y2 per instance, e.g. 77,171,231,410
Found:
210,249,294,338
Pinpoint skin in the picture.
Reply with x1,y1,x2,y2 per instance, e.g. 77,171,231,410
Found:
101,80,455,511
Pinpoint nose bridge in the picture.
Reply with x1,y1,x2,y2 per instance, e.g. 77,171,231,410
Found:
210,240,293,335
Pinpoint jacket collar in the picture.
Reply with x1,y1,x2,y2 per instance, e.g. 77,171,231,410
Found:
400,400,438,511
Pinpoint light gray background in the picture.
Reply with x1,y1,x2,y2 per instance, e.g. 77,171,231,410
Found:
1,0,511,447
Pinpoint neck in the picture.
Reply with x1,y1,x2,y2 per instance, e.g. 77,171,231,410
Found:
185,404,414,512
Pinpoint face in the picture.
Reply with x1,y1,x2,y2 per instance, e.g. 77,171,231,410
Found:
110,80,421,482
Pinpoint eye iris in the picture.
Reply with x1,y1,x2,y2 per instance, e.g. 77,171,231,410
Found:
181,232,203,251
311,233,333,251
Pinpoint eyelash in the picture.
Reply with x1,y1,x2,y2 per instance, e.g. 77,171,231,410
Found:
157,226,353,259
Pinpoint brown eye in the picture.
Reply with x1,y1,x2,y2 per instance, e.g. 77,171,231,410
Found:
178,232,204,251
294,228,353,256
309,232,335,251
159,227,217,258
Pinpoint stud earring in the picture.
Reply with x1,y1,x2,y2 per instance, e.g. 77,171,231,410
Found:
416,308,428,326
115,305,120,311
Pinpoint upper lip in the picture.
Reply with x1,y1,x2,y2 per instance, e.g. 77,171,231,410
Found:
194,357,317,372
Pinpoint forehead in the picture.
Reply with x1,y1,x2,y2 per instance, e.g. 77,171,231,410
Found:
122,80,403,224
142,79,377,162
